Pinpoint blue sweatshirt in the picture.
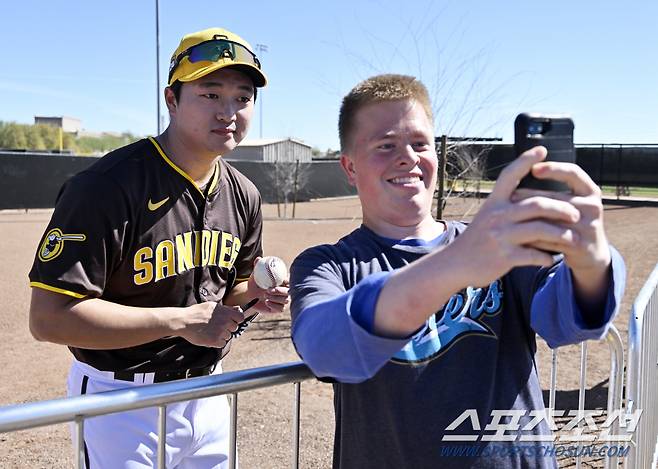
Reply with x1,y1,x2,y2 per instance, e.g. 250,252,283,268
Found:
290,222,625,469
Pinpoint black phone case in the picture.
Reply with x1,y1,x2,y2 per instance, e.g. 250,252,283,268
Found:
514,113,575,192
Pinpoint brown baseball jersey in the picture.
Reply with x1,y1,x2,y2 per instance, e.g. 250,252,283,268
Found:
29,137,263,372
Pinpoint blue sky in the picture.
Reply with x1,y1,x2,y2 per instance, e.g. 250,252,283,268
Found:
1,0,657,151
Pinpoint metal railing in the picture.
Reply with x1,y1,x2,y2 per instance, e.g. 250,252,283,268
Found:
543,325,625,469
0,361,314,469
625,263,658,469
0,320,641,469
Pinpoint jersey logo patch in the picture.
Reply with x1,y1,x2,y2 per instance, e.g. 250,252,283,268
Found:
38,228,86,262
391,279,503,365
148,197,170,211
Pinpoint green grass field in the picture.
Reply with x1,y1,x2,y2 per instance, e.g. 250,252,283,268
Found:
442,179,658,198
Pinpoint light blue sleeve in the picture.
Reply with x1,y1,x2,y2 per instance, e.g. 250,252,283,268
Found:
531,246,626,348
290,249,410,383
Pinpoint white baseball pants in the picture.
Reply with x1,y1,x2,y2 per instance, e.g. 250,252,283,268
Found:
67,360,233,469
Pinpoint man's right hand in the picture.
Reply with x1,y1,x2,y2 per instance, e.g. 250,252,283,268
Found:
372,146,581,338
177,302,245,348
447,146,581,288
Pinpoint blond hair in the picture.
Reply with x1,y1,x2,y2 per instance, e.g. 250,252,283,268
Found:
338,74,433,152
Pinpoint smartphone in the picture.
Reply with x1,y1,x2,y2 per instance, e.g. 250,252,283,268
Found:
514,113,575,192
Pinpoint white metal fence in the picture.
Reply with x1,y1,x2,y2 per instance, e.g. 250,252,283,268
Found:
2,265,658,469
625,263,658,469
542,326,625,469
0,362,314,469
0,334,626,469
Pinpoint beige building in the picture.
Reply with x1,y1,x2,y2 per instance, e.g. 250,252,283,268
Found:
34,116,82,134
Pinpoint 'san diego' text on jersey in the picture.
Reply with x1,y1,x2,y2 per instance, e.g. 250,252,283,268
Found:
133,229,241,285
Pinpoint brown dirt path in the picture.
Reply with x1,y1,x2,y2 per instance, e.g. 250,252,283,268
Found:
0,197,656,468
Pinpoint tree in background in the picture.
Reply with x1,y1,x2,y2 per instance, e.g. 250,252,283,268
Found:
26,125,46,150
0,121,137,155
439,139,492,218
0,122,28,149
266,159,311,218
75,132,137,154
324,13,524,219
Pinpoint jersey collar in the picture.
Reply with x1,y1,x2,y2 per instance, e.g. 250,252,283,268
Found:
148,137,222,198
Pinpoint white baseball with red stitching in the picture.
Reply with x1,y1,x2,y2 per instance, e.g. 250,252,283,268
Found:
253,256,288,289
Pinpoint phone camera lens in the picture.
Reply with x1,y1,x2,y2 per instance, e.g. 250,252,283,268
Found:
528,122,543,135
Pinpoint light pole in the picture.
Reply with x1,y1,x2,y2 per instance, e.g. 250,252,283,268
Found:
255,44,268,138
155,0,161,134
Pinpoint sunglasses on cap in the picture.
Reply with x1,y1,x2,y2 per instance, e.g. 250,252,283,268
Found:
168,37,262,84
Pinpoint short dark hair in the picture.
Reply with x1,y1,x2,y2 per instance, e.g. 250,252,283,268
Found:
338,74,432,152
167,78,258,103
169,80,183,102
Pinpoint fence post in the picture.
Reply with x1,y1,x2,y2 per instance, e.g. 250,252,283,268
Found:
616,145,622,200
75,417,85,469
229,393,238,469
604,326,624,469
436,135,447,220
293,382,301,469
275,160,281,217
599,144,604,188
292,160,299,219
157,405,166,469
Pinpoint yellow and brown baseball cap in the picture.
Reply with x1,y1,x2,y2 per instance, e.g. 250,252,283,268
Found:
168,27,267,87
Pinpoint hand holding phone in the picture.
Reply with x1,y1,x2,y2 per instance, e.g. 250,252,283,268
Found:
514,113,575,192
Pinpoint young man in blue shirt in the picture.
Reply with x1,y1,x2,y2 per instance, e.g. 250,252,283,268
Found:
290,74,624,468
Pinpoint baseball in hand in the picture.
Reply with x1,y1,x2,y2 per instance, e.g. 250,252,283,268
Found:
253,256,288,289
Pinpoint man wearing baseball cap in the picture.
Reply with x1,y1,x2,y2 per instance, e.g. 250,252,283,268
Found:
169,28,267,87
29,27,288,468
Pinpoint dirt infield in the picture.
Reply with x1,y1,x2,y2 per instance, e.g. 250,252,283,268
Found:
0,196,656,468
